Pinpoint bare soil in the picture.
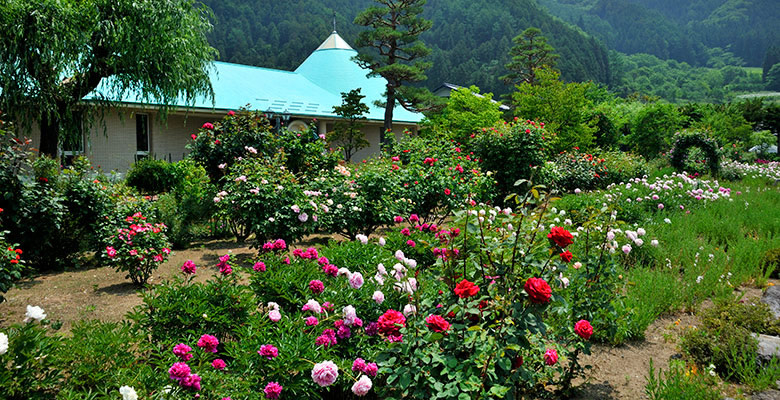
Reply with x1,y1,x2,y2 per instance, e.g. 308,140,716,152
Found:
0,239,771,399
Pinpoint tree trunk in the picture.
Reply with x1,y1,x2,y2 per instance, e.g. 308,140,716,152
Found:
384,84,395,134
39,112,60,158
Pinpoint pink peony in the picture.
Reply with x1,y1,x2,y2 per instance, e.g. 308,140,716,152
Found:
173,343,193,361
180,373,201,391
363,362,378,377
181,260,196,274
258,344,278,359
197,334,219,353
309,280,325,294
212,358,227,370
168,362,191,380
253,261,266,272
269,310,282,322
311,360,339,387
349,272,364,289
352,358,367,373
351,375,373,396
264,381,283,399
305,316,319,326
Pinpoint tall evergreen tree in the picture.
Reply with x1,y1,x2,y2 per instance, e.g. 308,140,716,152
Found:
501,27,559,87
329,89,370,161
763,46,780,83
0,0,217,156
353,0,436,132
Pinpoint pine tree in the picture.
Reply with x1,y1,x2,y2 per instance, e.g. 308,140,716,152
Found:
501,28,559,87
353,0,438,132
328,89,370,161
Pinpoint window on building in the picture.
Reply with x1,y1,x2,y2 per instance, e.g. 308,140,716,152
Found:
136,113,150,161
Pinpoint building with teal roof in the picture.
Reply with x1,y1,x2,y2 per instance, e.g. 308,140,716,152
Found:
54,31,422,172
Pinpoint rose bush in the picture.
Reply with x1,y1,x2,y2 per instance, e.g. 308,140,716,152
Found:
101,212,170,285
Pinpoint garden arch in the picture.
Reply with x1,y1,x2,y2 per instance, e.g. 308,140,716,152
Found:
669,131,720,176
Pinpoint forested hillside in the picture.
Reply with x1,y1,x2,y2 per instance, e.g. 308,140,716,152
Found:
538,0,779,67
200,0,610,96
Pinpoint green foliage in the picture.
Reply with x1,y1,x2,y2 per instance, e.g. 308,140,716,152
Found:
760,248,780,278
354,0,434,129
511,67,597,153
544,151,609,192
130,272,255,343
151,159,215,248
681,298,780,389
422,86,503,145
645,359,721,400
328,88,370,161
668,131,720,176
766,64,780,91
0,322,63,400
59,321,140,394
501,27,559,87
626,102,684,159
0,230,23,303
125,159,181,194
472,120,548,200
200,0,610,100
690,104,753,146
0,0,217,155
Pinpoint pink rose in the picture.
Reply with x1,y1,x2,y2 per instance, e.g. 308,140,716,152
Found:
311,360,339,387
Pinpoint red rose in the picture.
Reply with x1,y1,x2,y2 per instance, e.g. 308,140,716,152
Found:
425,314,451,333
574,319,593,340
547,227,573,248
512,355,524,369
453,279,480,299
524,277,552,304
377,309,406,336
559,250,573,263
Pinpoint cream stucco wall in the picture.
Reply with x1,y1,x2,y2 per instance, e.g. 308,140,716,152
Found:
16,108,418,173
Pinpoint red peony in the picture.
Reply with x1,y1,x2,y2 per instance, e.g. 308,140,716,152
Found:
574,319,593,340
453,279,480,299
547,226,573,248
377,309,406,336
425,314,451,333
524,277,552,304
559,250,573,263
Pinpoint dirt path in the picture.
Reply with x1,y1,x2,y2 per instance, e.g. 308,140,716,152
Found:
0,239,257,330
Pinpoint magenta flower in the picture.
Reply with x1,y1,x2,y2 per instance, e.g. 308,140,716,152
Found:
264,381,283,399
168,362,191,380
305,316,319,326
309,280,325,294
258,344,278,359
181,260,196,275
106,246,117,258
197,334,219,353
352,358,367,372
180,373,202,391
406,240,416,247
202,122,214,130
212,358,227,370
253,261,266,272
173,343,193,361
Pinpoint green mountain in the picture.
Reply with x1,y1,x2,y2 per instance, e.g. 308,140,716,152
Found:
200,0,610,96
538,0,779,67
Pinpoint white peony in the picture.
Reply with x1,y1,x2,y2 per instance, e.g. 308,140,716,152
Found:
0,332,8,355
119,386,138,400
24,305,46,323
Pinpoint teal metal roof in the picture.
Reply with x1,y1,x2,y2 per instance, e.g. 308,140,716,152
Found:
86,32,422,124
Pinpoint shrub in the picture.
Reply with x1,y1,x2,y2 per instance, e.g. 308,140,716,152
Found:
761,248,780,278
129,271,255,343
472,119,548,200
216,155,315,244
0,320,63,400
125,158,180,194
545,150,609,192
101,212,170,285
626,102,685,159
153,159,216,248
422,85,504,145
0,230,24,302
598,150,649,186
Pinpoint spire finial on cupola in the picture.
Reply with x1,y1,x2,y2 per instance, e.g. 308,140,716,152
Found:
333,10,337,33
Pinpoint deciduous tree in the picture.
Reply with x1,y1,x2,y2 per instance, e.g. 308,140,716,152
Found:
0,0,217,156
